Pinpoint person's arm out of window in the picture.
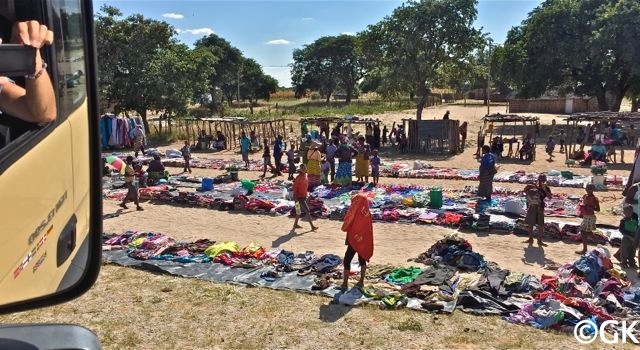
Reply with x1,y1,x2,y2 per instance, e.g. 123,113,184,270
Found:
0,21,56,124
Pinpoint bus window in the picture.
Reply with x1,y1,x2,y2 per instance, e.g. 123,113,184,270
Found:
51,0,86,117
0,2,55,157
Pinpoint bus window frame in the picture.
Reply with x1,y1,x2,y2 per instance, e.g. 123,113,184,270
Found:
0,0,102,313
0,0,83,175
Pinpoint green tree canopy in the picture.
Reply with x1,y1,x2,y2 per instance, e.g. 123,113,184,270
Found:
95,5,175,130
497,0,640,111
291,34,365,103
362,0,484,119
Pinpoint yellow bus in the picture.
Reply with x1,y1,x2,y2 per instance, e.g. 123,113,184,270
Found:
0,0,101,313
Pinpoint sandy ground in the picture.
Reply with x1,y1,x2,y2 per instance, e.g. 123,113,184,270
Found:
104,103,637,279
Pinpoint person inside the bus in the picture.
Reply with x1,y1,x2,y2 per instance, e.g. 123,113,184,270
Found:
0,20,56,124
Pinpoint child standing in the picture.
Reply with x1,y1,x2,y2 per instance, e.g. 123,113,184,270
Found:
180,140,191,173
320,158,330,185
617,205,638,268
286,148,296,181
261,140,277,178
576,184,600,254
370,149,381,185
524,174,551,246
292,164,318,232
545,136,556,161
559,129,566,153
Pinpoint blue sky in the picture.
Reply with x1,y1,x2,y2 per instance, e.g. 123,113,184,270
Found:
93,0,542,87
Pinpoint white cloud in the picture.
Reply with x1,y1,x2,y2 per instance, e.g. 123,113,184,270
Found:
341,32,356,36
266,39,290,45
301,17,313,21
162,13,184,19
177,28,215,36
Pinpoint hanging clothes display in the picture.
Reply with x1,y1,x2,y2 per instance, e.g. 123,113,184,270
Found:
100,114,145,149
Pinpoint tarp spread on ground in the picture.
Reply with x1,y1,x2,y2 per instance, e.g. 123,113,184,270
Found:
101,152,625,189
103,230,640,339
103,178,615,245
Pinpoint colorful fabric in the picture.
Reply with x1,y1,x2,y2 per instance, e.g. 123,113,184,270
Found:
204,241,240,258
385,267,423,285
354,153,369,178
580,215,597,232
334,161,352,186
341,193,374,261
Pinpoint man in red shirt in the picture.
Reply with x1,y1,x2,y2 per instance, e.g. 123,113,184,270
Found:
292,164,318,231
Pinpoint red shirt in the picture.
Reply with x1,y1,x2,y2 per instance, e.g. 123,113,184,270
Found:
341,193,374,261
581,194,600,216
293,173,308,199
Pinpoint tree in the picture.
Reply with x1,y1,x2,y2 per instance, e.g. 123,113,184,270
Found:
238,58,278,113
95,5,175,131
194,34,244,108
362,0,484,119
498,0,640,111
291,35,365,103
148,43,216,118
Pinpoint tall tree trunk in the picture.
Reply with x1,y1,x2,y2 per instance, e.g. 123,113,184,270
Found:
325,92,331,103
416,81,428,120
632,97,639,112
135,109,150,135
345,85,353,104
610,94,624,112
596,93,609,111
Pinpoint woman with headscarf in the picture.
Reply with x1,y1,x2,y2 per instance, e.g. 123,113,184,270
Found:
354,136,371,183
477,145,497,201
334,137,357,187
306,142,322,189
340,193,374,290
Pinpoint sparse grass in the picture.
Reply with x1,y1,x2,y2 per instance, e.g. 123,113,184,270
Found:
392,317,423,331
0,265,626,350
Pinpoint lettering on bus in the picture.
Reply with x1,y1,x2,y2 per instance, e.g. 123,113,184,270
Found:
28,191,67,245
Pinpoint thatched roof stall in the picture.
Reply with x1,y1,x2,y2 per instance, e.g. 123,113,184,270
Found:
563,112,640,162
478,113,540,158
481,114,539,139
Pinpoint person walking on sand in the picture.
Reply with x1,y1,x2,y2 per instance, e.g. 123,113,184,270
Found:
576,184,600,255
340,193,374,290
292,164,318,231
523,174,551,246
119,156,143,211
546,136,556,161
180,140,192,173
261,140,277,178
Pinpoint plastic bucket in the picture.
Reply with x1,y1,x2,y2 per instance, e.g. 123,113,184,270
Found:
202,177,214,191
429,188,443,209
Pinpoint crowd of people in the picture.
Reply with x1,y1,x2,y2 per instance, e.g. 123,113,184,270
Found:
475,118,640,276
105,113,640,279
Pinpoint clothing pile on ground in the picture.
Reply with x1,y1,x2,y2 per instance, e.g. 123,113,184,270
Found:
103,177,621,245
103,230,640,338
379,162,625,190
